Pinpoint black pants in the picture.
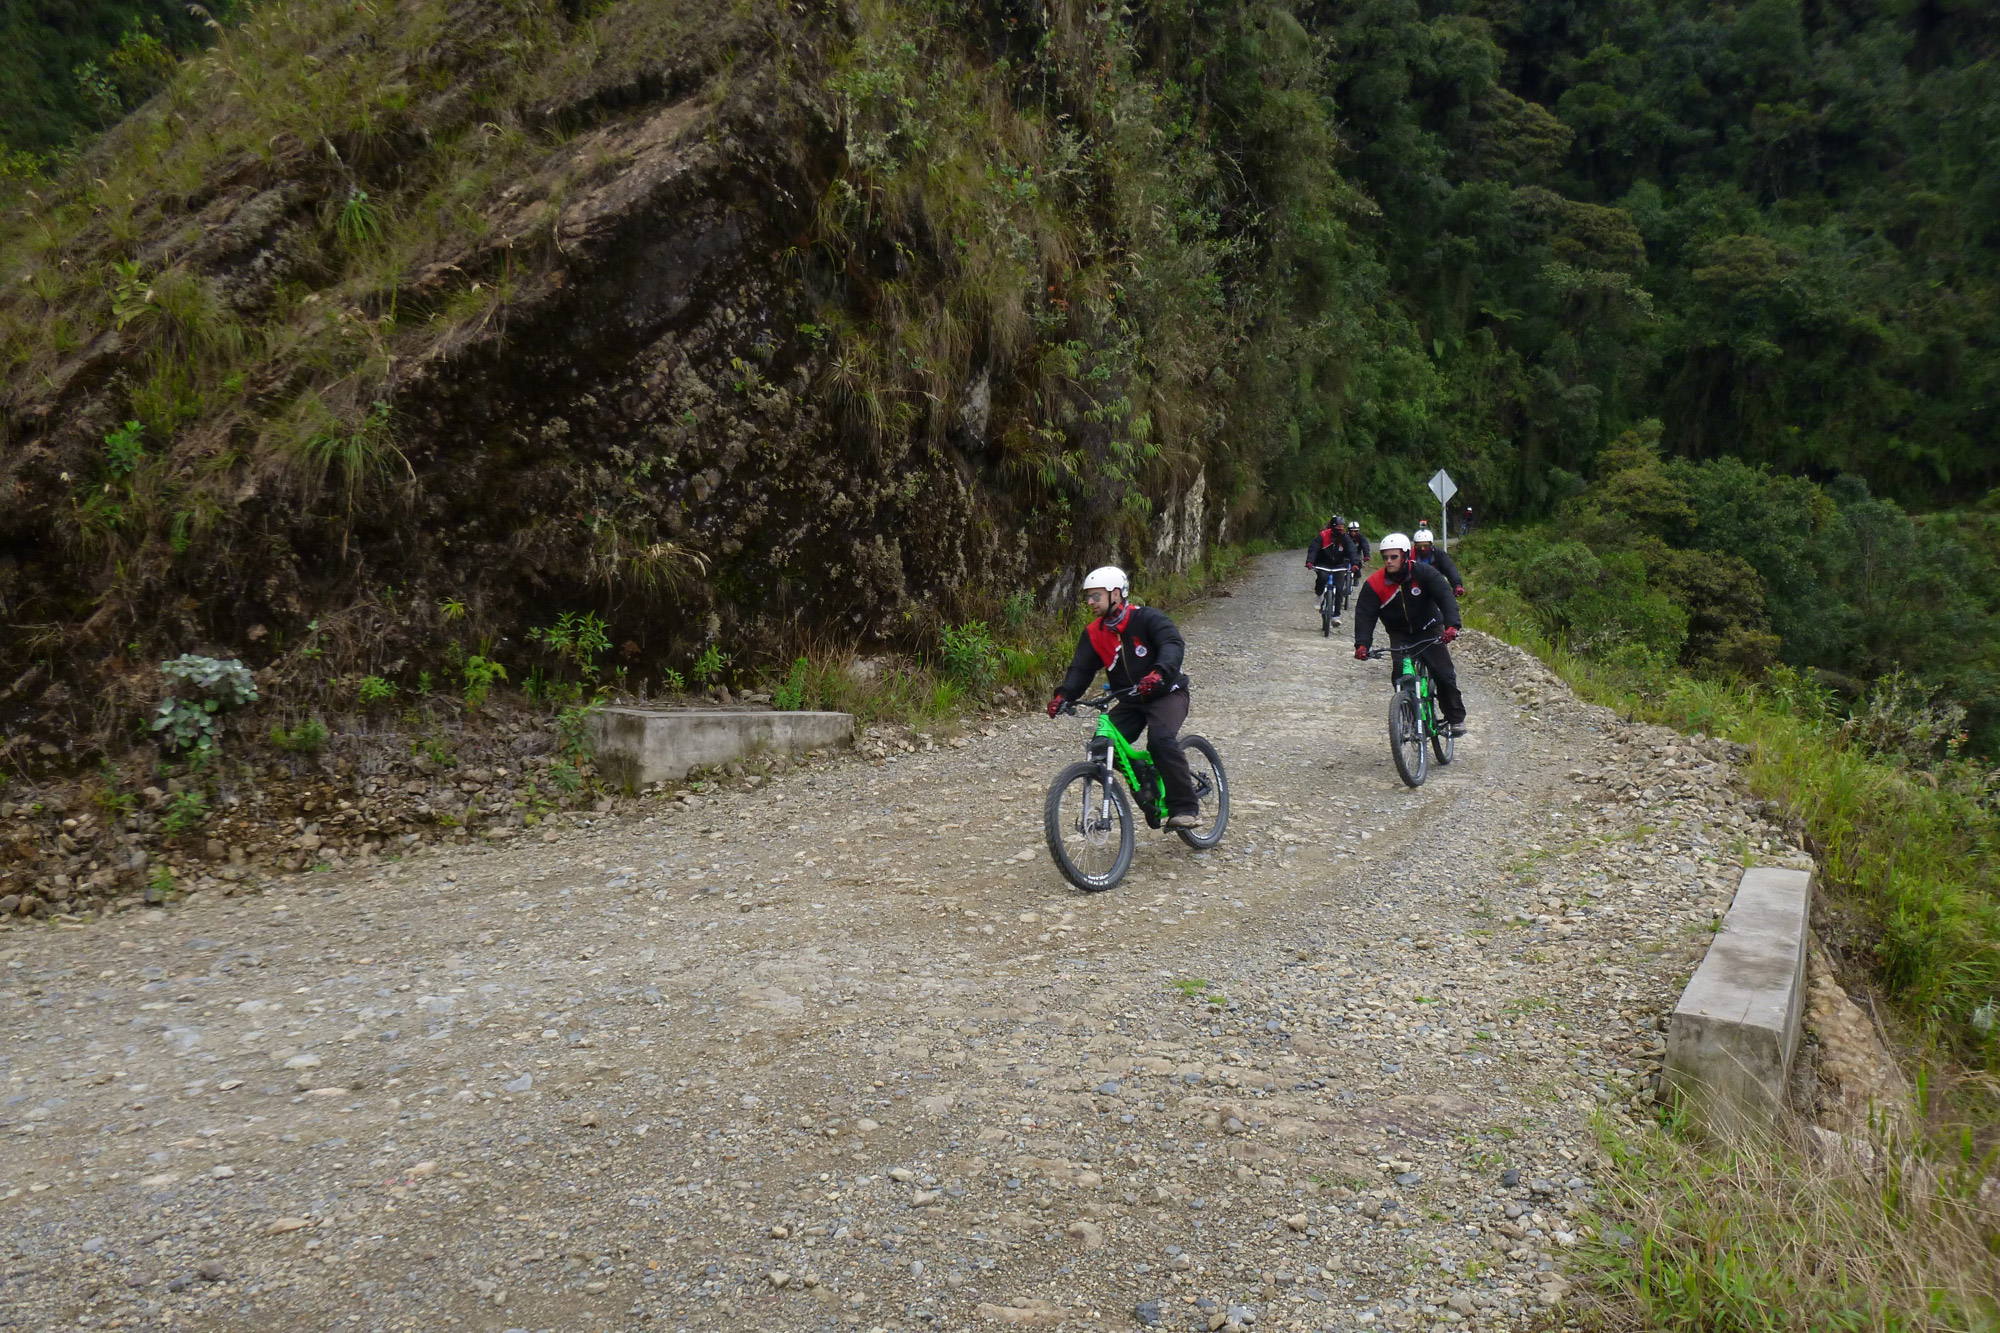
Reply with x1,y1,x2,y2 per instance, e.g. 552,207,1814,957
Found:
1391,637,1466,725
1313,568,1348,604
1109,689,1197,816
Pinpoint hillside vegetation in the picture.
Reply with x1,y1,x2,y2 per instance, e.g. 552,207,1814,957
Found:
1,0,1996,766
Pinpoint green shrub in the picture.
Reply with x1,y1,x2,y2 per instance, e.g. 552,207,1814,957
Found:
691,644,730,687
773,656,810,711
528,611,611,680
939,620,999,693
159,789,207,835
268,717,330,753
355,674,394,705
150,654,258,754
102,419,144,476
462,655,506,709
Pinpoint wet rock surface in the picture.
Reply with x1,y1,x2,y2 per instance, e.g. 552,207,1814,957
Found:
0,554,1816,1331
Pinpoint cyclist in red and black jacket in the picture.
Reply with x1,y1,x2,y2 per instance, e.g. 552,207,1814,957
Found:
1047,565,1199,828
1306,515,1357,598
1353,533,1468,735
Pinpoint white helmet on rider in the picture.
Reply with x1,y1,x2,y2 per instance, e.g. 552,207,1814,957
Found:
1082,565,1129,597
1413,528,1435,545
1379,532,1412,554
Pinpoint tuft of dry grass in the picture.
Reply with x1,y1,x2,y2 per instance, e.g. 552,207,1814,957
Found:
1577,1111,2000,1332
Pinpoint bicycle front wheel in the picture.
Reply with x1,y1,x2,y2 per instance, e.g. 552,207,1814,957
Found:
1174,735,1230,849
1044,762,1134,891
1389,683,1428,787
1320,590,1334,637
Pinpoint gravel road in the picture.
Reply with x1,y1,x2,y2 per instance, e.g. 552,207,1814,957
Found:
0,552,1807,1333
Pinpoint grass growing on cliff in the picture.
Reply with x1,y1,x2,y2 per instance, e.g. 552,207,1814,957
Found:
760,542,1265,731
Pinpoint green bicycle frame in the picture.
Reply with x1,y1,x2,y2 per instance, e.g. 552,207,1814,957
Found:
1395,653,1438,733
1088,711,1169,823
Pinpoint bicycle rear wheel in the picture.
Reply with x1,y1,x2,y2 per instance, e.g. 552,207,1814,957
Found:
1174,735,1230,849
1429,709,1455,765
1389,682,1428,787
1044,762,1134,891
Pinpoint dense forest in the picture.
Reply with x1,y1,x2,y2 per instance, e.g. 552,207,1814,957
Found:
1,0,1996,759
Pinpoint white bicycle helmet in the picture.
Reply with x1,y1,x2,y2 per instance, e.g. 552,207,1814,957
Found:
1082,565,1129,597
1378,532,1412,554
1413,527,1435,544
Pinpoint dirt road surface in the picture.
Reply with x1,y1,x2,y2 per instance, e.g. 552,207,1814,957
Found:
0,553,1798,1333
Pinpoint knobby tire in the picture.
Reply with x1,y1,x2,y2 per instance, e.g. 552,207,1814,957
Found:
1044,762,1134,892
1390,682,1428,787
1174,735,1230,849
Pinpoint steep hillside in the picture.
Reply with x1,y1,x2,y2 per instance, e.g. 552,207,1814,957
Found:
1,0,1354,762
3,0,1997,766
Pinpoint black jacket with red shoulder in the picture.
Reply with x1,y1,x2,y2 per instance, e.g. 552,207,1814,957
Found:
1307,526,1355,569
1353,559,1461,646
1055,603,1188,700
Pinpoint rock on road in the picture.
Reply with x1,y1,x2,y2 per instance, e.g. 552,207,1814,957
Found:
0,553,1803,1333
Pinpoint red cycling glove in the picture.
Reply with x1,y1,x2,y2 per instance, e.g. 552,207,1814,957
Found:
1354,644,1369,661
1442,626,1459,644
1454,585,1465,597
1046,695,1065,718
1135,670,1166,699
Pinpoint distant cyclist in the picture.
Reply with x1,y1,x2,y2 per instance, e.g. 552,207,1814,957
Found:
1306,515,1357,600
1346,519,1370,566
1411,528,1464,596
1353,534,1468,736
1047,565,1200,829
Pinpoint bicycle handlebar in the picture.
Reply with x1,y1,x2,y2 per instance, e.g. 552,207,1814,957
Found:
1359,634,1443,657
1061,687,1137,715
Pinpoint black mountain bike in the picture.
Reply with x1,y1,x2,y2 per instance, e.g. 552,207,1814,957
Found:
1313,565,1350,637
1369,634,1455,787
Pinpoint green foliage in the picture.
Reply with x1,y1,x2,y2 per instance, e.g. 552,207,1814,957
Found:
690,644,730,688
773,656,810,711
150,654,258,754
355,674,393,706
268,716,330,753
938,621,999,694
333,187,382,251
102,420,145,477
159,789,207,836
461,655,506,709
529,611,611,681
1467,432,2000,748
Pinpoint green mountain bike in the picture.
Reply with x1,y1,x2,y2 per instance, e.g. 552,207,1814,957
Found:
1044,690,1229,891
1375,634,1454,787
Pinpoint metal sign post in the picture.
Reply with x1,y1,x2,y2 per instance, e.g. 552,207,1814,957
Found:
1427,470,1458,550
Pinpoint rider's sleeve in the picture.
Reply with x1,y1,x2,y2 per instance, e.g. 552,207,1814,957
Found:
1435,549,1463,588
1139,608,1186,679
1352,583,1380,646
1054,630,1100,701
1420,562,1462,626
1306,536,1324,564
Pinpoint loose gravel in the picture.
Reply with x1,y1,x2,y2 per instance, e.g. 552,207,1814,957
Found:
0,553,1816,1333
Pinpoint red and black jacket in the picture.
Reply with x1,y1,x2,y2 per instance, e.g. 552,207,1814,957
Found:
1307,526,1355,569
1055,603,1188,701
1353,559,1461,646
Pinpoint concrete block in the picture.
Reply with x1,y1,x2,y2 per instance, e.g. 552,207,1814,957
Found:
1665,866,1812,1134
590,708,853,787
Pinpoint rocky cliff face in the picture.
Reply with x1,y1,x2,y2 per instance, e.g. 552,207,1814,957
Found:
0,0,1287,763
